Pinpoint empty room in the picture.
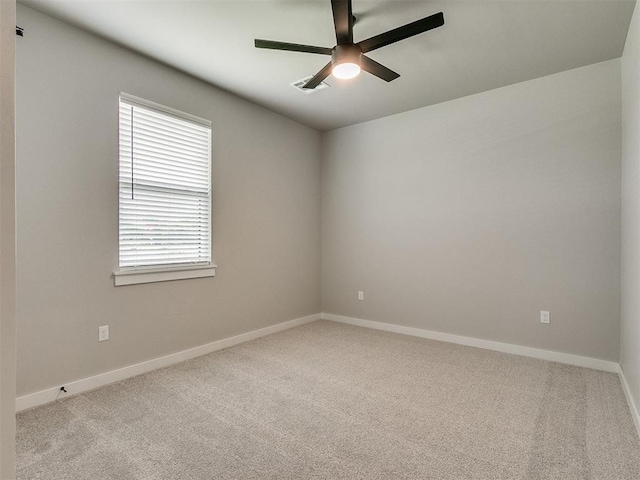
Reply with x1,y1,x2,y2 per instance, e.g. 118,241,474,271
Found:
1,0,640,478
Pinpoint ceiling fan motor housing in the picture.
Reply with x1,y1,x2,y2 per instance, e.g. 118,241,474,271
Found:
332,44,362,67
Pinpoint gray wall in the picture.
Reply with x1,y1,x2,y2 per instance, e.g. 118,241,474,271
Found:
321,60,622,361
1,1,16,477
621,2,640,415
16,5,321,396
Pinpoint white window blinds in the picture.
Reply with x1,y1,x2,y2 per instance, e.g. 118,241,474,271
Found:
118,94,212,270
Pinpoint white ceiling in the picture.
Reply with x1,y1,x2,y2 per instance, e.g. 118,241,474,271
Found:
20,0,635,131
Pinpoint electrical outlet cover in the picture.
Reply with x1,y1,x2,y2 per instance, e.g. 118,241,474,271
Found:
540,311,550,324
98,325,109,341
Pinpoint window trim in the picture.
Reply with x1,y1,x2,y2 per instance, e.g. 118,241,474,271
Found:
115,93,214,286
113,264,217,286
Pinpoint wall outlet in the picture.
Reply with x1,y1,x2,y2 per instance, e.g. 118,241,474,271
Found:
358,291,364,301
98,325,109,341
540,311,550,324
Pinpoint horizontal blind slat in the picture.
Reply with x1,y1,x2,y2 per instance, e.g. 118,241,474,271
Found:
120,103,211,134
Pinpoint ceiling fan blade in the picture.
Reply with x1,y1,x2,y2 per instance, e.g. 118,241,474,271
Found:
254,39,332,55
331,0,353,44
303,62,333,89
360,55,400,82
357,12,444,53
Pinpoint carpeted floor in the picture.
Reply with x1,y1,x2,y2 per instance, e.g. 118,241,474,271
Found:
16,320,640,479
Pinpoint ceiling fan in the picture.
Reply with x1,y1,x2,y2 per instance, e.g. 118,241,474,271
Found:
254,0,444,89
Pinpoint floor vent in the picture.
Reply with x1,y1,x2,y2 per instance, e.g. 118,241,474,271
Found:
290,76,330,94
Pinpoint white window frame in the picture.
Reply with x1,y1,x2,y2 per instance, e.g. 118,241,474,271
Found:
113,93,216,286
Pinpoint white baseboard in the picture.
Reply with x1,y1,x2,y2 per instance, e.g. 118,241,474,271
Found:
16,313,321,412
618,364,640,439
321,312,619,373
17,311,630,421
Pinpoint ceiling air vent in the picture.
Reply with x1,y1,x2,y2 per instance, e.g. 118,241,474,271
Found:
290,76,330,95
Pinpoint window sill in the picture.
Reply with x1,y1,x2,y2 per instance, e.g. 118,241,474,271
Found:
113,265,217,286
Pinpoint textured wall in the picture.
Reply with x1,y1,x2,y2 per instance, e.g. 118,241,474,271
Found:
0,1,16,476
322,60,622,361
16,5,321,396
621,1,640,418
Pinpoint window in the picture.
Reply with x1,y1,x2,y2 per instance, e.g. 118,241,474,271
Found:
113,93,214,286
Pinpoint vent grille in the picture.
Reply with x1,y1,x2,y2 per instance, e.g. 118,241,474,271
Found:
290,76,330,95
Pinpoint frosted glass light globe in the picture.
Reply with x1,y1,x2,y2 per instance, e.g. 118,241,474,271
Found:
332,62,361,79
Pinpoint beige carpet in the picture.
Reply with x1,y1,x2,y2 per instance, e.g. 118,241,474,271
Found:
16,320,640,479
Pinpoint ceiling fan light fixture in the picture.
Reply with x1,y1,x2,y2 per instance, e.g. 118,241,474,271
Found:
331,43,362,80
332,62,361,79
